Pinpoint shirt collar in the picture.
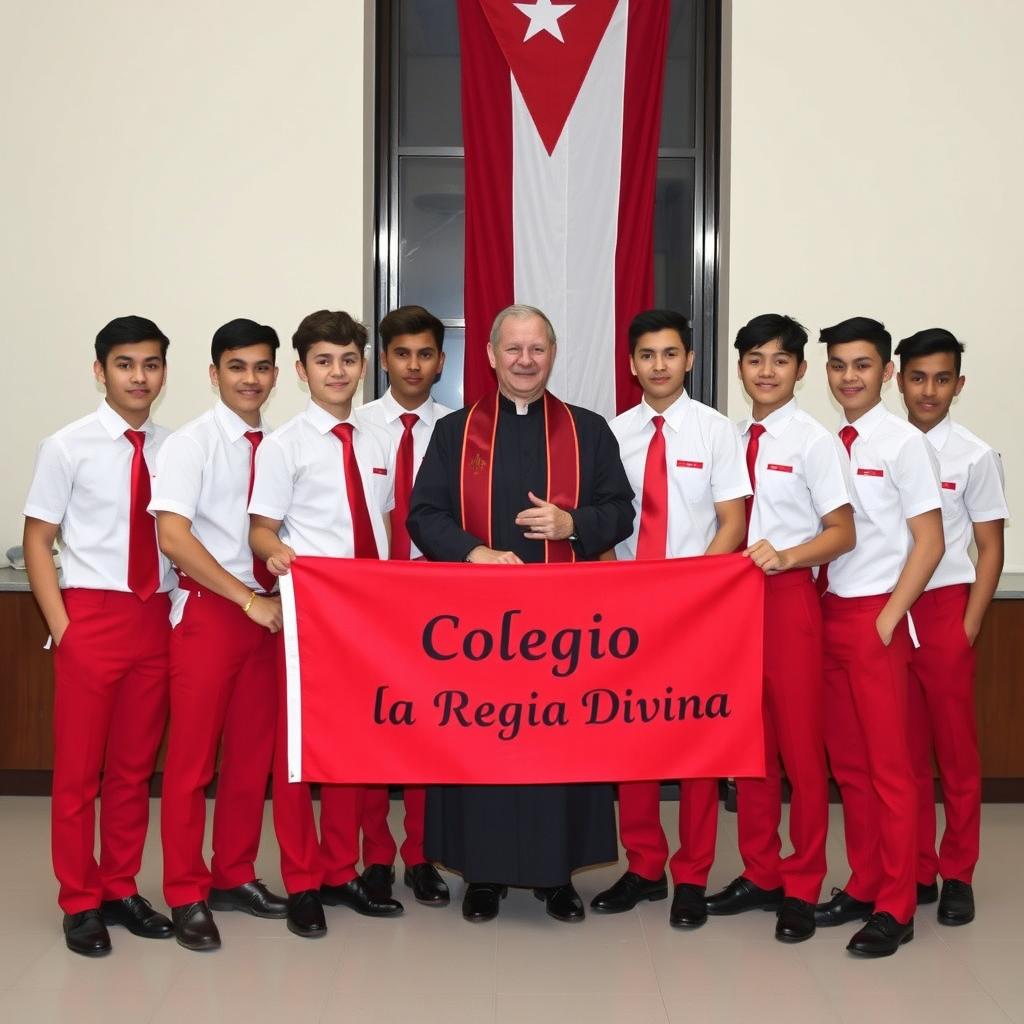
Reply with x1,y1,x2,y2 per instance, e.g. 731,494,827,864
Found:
97,399,151,440
305,399,356,435
740,398,798,439
641,391,690,432
214,399,265,442
498,390,543,416
841,399,888,441
381,387,438,427
923,414,953,452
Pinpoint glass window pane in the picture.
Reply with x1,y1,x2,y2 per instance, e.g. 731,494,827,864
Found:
654,158,695,317
660,0,697,150
431,327,465,410
399,0,462,147
398,157,465,321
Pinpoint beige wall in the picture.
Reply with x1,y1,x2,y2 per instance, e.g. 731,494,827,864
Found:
723,0,1020,568
3,0,1019,569
0,0,372,553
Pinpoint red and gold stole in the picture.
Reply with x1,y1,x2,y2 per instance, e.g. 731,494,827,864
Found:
460,390,581,563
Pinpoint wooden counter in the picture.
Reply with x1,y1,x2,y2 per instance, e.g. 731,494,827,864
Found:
2,574,1022,796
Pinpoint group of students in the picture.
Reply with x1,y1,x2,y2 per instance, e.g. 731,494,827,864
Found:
22,301,1006,962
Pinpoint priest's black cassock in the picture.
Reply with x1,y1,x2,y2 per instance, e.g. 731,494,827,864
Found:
407,392,636,887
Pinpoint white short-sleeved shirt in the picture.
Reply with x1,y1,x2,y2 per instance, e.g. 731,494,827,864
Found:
825,401,942,598
922,416,1008,591
249,399,395,558
23,399,176,593
740,399,852,551
356,388,452,560
610,391,751,559
149,400,274,622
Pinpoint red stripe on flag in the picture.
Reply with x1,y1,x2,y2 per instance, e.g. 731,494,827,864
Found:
614,0,669,414
459,0,515,406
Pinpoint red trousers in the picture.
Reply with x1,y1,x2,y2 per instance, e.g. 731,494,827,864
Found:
361,786,427,868
908,585,979,885
270,636,369,893
618,571,828,900
52,589,170,914
822,592,916,923
160,589,277,907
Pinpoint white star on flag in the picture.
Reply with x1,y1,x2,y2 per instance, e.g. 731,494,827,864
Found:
513,0,575,43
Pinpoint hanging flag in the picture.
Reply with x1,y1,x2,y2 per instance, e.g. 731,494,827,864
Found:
459,0,669,417
280,554,765,785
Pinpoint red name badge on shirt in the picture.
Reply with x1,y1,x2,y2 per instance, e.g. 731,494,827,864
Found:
857,468,884,477
942,481,957,490
372,467,388,475
767,464,793,473
676,460,704,469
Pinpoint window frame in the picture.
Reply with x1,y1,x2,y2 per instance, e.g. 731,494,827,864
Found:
373,0,721,406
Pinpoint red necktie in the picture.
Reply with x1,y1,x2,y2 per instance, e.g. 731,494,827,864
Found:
389,412,419,560
331,423,379,559
635,415,668,560
244,431,277,593
743,423,766,546
125,430,159,600
817,425,859,595
840,424,858,457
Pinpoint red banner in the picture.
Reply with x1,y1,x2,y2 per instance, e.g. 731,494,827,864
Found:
281,554,764,785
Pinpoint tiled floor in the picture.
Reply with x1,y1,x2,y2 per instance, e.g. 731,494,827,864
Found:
1,796,1022,1023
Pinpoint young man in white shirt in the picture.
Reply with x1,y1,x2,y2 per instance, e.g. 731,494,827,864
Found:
150,319,288,951
815,316,945,957
894,328,1007,927
249,309,401,938
591,309,750,929
355,305,453,908
693,314,855,942
23,316,177,956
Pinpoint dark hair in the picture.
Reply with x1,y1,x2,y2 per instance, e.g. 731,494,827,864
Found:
628,309,692,354
819,316,892,363
95,315,169,365
734,313,808,361
894,327,964,375
379,305,445,353
211,318,280,365
292,310,368,363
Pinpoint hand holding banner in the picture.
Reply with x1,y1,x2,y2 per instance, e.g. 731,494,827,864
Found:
281,554,764,785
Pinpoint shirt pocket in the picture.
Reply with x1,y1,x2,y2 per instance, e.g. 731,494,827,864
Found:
938,474,966,522
673,459,712,504
852,467,893,511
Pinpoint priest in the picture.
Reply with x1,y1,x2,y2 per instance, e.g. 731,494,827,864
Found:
407,304,635,924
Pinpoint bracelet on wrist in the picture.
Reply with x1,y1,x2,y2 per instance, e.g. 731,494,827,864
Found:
242,591,258,615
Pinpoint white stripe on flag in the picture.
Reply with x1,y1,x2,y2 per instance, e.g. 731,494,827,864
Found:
279,571,304,782
512,0,627,419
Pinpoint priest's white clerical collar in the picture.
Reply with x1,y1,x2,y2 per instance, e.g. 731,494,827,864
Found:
498,389,538,415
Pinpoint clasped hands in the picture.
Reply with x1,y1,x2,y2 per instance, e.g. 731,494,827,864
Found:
468,492,574,565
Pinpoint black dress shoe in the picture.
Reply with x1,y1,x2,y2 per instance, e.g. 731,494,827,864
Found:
209,879,287,919
321,877,404,917
361,863,396,901
534,883,585,922
847,912,914,957
670,883,707,928
100,894,173,938
590,871,668,913
917,881,939,905
170,901,221,951
63,909,111,957
404,862,450,906
938,879,975,925
814,888,874,927
705,876,784,916
286,890,327,938
462,883,507,922
775,897,816,943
